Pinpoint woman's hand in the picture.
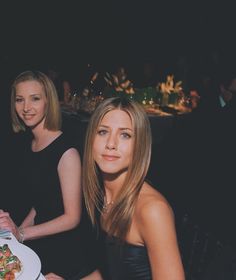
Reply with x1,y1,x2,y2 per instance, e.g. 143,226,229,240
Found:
45,272,64,279
0,210,22,241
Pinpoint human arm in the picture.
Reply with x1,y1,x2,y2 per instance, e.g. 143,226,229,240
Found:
18,147,82,241
45,273,64,280
45,269,104,280
20,207,36,227
0,207,36,241
138,196,185,280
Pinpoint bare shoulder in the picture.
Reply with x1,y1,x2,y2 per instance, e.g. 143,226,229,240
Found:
59,147,81,168
61,147,81,160
135,182,174,227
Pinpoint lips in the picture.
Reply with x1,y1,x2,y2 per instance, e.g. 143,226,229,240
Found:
102,155,120,161
23,114,35,120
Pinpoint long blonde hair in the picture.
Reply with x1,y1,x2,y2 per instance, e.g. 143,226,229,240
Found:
11,70,61,132
82,97,152,240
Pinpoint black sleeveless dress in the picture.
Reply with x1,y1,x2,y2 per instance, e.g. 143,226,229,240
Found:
24,133,99,278
102,232,152,280
1,132,32,226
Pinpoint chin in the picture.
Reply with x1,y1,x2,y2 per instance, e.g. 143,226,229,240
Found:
100,166,128,177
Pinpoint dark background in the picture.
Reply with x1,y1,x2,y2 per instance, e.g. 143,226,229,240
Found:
1,2,236,278
1,1,236,73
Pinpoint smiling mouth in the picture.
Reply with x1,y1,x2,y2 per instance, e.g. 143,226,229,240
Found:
23,114,34,119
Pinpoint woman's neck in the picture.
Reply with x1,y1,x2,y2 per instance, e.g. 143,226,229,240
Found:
103,172,127,203
31,128,62,152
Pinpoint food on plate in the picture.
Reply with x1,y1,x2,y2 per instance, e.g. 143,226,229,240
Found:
0,244,22,280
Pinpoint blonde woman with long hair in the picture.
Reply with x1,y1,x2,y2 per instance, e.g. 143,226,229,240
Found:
83,97,185,280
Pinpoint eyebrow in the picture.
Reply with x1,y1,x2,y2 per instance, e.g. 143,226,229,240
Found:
16,93,42,97
99,124,133,131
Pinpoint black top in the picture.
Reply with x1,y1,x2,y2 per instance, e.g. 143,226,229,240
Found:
103,233,152,280
23,133,99,278
1,132,32,226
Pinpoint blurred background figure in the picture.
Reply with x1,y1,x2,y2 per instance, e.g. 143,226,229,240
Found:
218,72,236,113
46,67,73,104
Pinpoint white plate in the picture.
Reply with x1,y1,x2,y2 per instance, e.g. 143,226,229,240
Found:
37,274,46,280
0,236,41,280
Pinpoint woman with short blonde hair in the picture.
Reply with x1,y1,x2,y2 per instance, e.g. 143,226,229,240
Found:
11,70,61,132
1,70,103,279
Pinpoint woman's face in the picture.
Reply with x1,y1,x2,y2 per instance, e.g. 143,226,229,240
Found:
15,80,47,129
93,109,134,176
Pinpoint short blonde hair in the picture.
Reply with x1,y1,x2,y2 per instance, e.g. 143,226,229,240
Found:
83,97,152,239
11,70,61,132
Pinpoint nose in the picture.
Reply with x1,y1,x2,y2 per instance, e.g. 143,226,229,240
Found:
23,100,31,112
105,134,117,150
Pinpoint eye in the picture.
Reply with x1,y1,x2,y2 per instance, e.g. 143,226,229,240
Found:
15,97,23,103
121,132,131,139
32,96,41,101
97,129,108,136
